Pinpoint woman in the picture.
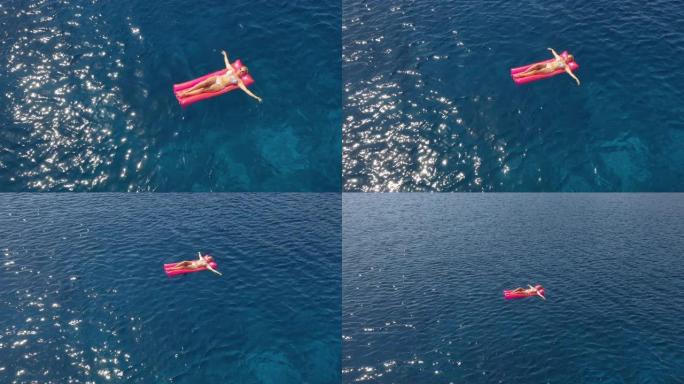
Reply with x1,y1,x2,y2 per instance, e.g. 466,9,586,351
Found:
179,50,262,102
510,284,545,299
513,48,580,86
167,253,222,276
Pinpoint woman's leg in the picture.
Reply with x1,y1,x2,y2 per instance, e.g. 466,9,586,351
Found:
181,82,225,97
180,77,217,96
515,63,550,78
169,261,192,270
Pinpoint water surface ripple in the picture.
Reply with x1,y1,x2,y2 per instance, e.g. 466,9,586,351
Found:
1,0,341,191
343,194,684,382
0,194,341,383
343,0,684,191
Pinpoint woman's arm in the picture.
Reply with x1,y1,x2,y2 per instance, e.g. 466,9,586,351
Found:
206,264,223,276
221,50,232,71
238,82,262,102
547,48,561,60
565,67,580,85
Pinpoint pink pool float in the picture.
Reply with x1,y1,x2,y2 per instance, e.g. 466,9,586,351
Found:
510,51,579,85
173,60,254,107
504,285,546,300
163,253,221,277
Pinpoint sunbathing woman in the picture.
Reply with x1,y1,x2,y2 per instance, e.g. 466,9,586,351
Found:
513,48,580,86
167,253,222,276
178,50,262,102
511,284,545,299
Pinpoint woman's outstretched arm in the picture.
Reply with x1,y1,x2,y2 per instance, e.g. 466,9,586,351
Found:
565,67,580,85
206,264,223,276
238,82,262,102
221,50,232,71
547,47,561,60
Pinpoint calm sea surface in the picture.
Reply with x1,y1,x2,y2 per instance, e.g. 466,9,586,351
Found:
343,0,684,191
0,194,341,383
0,0,341,191
343,194,684,382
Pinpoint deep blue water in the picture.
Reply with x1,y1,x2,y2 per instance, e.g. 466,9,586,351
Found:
343,0,684,191
343,194,684,383
0,194,340,384
0,0,340,191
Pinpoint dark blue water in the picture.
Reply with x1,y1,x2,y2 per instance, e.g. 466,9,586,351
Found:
343,0,684,191
0,194,340,383
0,0,340,191
343,194,684,383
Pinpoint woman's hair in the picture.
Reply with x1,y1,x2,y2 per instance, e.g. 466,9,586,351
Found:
566,54,574,62
240,66,249,74
204,255,214,262
534,284,543,290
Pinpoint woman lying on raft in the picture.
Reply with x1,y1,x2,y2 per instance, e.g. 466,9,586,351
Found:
513,48,580,86
510,284,546,299
167,253,222,275
178,50,262,102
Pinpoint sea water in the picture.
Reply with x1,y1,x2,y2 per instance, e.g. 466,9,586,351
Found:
343,0,684,191
0,194,341,383
343,194,684,382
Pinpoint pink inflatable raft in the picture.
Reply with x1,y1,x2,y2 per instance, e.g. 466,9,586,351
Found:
503,287,545,300
510,51,579,85
163,261,218,277
173,59,254,107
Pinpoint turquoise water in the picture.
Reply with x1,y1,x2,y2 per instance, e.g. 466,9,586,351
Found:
343,194,684,382
343,0,684,191
0,0,341,191
0,194,341,383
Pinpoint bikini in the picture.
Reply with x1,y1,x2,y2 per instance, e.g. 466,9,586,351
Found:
187,260,208,269
216,71,239,86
